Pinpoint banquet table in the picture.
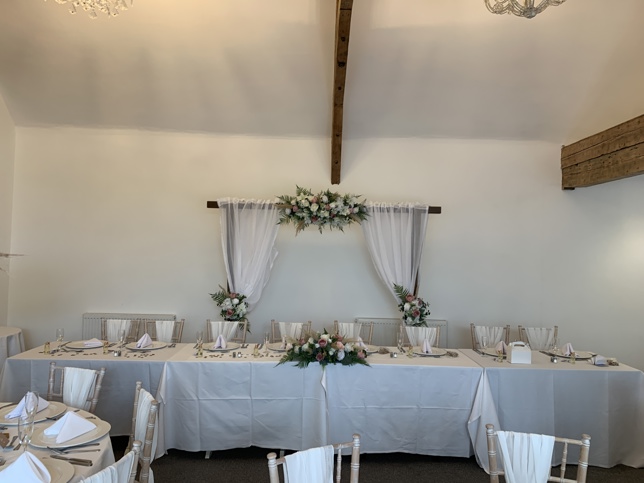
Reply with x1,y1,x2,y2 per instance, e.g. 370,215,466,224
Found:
0,342,185,435
0,404,115,482
462,349,644,470
0,327,24,380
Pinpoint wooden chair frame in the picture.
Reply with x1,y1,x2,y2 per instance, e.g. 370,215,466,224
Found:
470,323,511,350
47,362,106,413
399,322,441,348
206,319,248,344
518,325,559,350
145,319,184,343
100,319,140,343
128,382,159,483
267,434,361,483
333,320,374,345
486,424,590,483
270,320,312,343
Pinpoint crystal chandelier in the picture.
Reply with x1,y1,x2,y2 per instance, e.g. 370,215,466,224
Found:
484,0,567,19
46,0,132,19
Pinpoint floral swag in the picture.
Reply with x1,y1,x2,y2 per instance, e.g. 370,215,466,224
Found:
394,284,430,327
276,186,368,235
210,285,250,332
277,330,369,368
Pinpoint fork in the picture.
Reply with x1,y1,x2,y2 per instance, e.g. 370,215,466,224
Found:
49,448,100,455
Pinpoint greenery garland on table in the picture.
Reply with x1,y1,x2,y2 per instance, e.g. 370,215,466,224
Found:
209,285,250,332
394,284,430,327
277,329,369,368
275,186,369,235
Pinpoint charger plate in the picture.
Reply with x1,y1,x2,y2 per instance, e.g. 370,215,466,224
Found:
413,347,447,357
205,342,241,352
0,401,67,425
125,341,167,351
547,350,594,360
0,457,74,483
30,419,111,449
64,340,103,350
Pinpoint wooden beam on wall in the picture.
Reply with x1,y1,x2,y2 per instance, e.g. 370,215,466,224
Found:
331,0,354,185
561,114,644,189
207,201,441,214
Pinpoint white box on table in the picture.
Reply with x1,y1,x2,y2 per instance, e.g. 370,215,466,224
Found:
507,341,532,364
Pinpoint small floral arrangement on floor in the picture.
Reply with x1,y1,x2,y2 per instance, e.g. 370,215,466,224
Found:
210,285,249,331
277,329,369,368
275,186,369,234
394,284,430,327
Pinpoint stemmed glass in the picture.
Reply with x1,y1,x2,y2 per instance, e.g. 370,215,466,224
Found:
196,331,204,358
481,336,489,351
18,391,38,453
118,329,127,348
55,328,64,349
264,332,270,355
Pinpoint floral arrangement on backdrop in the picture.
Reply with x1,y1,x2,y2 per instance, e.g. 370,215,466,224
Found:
277,330,370,368
275,186,369,234
210,285,250,331
394,284,430,327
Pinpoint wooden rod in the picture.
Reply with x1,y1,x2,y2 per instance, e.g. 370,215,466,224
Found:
207,201,441,214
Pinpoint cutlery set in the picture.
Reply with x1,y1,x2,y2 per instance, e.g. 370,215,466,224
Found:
50,454,93,466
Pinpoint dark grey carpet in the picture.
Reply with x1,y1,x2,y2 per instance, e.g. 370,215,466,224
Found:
111,436,644,482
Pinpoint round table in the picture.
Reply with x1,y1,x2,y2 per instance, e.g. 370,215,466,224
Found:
0,327,24,379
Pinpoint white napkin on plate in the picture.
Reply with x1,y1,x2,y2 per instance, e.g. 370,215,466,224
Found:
136,333,152,349
83,338,104,348
591,355,608,366
5,393,49,420
44,411,96,444
0,451,51,483
214,334,227,349
562,342,574,356
356,337,367,349
422,339,433,354
495,341,508,354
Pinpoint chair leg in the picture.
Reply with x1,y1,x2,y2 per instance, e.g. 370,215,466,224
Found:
205,451,211,459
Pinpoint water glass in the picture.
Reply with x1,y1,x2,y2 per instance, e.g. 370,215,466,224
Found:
196,331,203,344
18,415,34,453
481,336,489,350
118,329,127,347
55,328,64,342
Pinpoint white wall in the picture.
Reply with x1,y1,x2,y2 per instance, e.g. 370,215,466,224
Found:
9,127,644,369
0,93,15,326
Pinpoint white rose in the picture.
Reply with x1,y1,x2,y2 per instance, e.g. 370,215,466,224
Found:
336,350,345,361
310,203,319,212
285,208,291,215
404,303,411,311
321,195,328,203
328,348,336,356
232,298,239,305
320,333,330,341
308,337,314,345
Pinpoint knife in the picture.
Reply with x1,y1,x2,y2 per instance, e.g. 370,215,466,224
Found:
50,454,93,466
51,442,100,450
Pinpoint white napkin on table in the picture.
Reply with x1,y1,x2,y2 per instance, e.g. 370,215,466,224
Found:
83,338,104,348
356,337,367,349
422,339,433,354
44,411,96,444
591,355,608,366
562,342,574,356
0,451,51,483
5,393,49,420
214,334,227,349
495,341,508,354
136,333,152,348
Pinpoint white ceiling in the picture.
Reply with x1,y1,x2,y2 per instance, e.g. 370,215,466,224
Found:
1,0,643,144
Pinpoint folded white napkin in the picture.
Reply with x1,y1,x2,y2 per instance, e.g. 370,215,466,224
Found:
44,411,96,444
356,337,367,348
136,333,152,348
284,445,334,483
591,355,608,366
0,451,51,483
214,334,227,349
562,342,574,356
5,393,49,420
83,338,104,348
422,339,433,354
495,341,508,354
280,336,287,350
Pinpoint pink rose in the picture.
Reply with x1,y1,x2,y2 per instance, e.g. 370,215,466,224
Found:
292,206,298,212
357,350,366,359
336,335,343,342
318,339,327,348
316,352,325,361
312,196,318,203
298,338,305,345
334,341,344,350
226,309,234,316
311,216,318,222
412,310,420,318
229,293,237,299
406,294,415,302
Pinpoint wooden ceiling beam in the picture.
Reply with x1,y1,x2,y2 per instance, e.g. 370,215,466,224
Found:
561,114,644,189
207,201,441,214
331,0,354,185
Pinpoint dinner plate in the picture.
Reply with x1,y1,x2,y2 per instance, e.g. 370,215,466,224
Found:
413,347,448,357
359,344,379,354
64,340,103,350
0,401,67,425
30,418,111,449
548,350,594,360
0,457,74,483
266,342,288,352
124,341,167,351
479,347,507,358
205,342,241,352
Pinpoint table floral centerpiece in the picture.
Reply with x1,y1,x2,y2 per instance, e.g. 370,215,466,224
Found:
277,330,369,368
394,284,430,327
275,186,369,235
210,285,250,331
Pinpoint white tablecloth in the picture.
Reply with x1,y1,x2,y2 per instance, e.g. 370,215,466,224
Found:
462,349,644,470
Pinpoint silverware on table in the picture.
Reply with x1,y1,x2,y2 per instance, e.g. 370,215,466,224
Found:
13,443,21,452
3,435,18,451
50,448,101,455
50,454,93,466
50,442,100,451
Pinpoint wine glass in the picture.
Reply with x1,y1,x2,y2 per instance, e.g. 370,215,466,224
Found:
264,331,270,354
196,331,203,344
118,329,127,348
55,328,64,350
18,391,39,453
481,336,489,351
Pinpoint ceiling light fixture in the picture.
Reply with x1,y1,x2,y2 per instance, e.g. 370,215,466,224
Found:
484,0,567,19
46,0,132,19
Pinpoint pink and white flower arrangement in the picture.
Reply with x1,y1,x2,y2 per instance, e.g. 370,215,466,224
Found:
394,284,430,327
277,329,369,368
210,285,249,331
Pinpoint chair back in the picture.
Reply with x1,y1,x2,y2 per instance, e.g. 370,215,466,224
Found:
271,320,312,343
80,440,141,483
267,434,360,483
470,324,511,349
518,325,558,350
333,321,374,345
400,324,440,347
206,320,247,344
486,424,590,483
128,382,159,483
47,362,106,413
101,319,140,343
145,319,184,343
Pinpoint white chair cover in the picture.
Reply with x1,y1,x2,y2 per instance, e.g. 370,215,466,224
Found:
80,448,137,483
63,367,96,411
154,321,175,343
208,321,238,341
135,388,158,483
524,328,555,350
279,322,304,340
474,326,505,347
105,319,131,342
496,431,555,483
336,322,362,340
284,445,334,483
405,326,437,346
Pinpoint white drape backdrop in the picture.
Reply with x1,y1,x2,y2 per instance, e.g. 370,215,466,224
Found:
361,202,429,299
218,198,279,309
